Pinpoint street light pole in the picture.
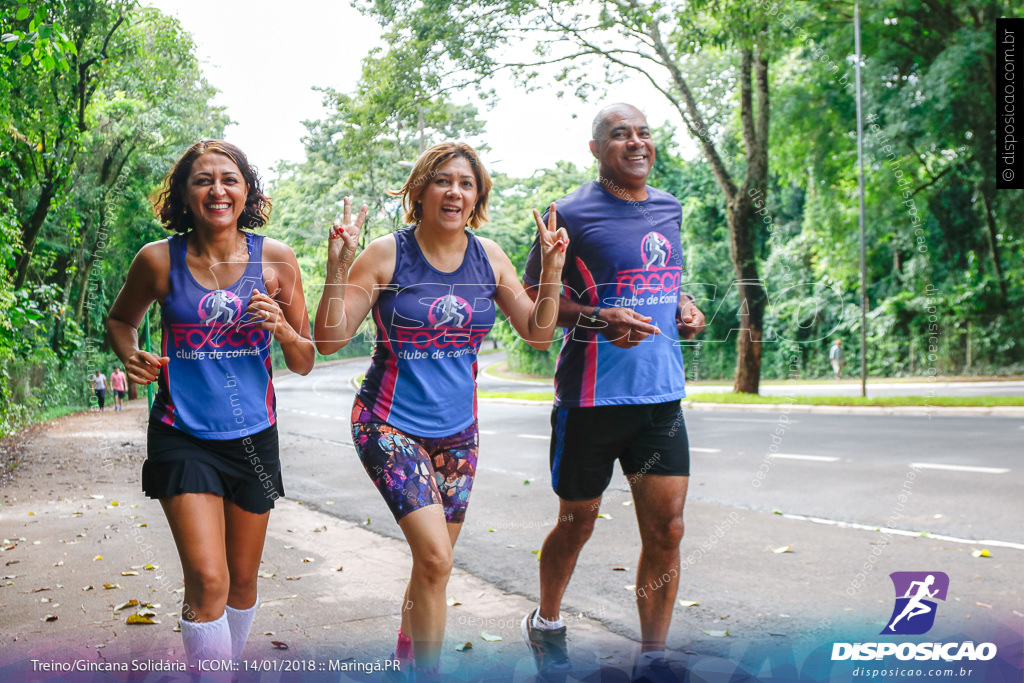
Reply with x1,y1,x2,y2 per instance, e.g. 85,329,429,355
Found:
854,1,868,398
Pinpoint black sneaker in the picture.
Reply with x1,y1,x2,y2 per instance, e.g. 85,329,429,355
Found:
631,656,686,683
522,608,572,681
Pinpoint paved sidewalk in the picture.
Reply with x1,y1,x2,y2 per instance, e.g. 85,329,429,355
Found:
0,403,635,682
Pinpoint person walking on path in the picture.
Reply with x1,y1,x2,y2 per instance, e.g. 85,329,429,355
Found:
520,103,705,683
90,370,107,412
830,339,844,379
106,140,314,675
314,141,567,683
110,367,127,411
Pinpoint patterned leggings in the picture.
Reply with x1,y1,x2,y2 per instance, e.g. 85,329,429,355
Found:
351,397,478,524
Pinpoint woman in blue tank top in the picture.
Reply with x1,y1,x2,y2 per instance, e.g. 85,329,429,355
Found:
106,141,314,672
314,142,567,681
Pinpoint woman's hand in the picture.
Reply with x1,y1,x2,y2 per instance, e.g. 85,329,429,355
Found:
246,288,295,343
328,196,368,271
535,203,568,277
125,350,169,385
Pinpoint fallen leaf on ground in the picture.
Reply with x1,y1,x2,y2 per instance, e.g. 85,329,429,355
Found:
271,641,289,650
974,602,992,609
82,585,93,591
335,566,343,572
702,629,729,637
625,585,637,591
456,642,472,652
126,614,157,625
121,571,139,576
301,557,314,563
612,567,628,571
771,545,792,554
597,513,612,519
286,576,301,581
93,556,102,561
972,549,991,558
42,615,58,622
143,564,158,570
446,597,461,606
114,599,139,611
103,583,120,590
679,600,699,607
480,631,502,642
257,571,275,578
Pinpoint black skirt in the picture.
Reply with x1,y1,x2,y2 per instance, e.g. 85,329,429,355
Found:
143,420,284,514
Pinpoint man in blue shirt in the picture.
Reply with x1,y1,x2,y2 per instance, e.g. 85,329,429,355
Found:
522,103,705,682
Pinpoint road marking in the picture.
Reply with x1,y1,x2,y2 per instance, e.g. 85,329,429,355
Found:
690,447,721,453
479,429,497,435
701,418,799,424
768,453,840,462
780,512,1024,551
518,434,549,440
910,463,1010,474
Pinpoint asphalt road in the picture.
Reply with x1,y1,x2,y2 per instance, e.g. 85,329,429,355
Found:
270,356,1023,652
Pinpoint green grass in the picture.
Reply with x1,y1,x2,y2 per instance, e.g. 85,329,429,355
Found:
684,394,1024,408
478,390,555,401
475,390,1023,407
37,404,91,421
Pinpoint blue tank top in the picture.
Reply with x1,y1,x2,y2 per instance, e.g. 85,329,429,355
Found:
151,232,276,439
524,181,687,408
358,226,497,437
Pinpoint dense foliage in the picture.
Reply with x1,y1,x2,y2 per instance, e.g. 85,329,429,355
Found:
2,0,1019,434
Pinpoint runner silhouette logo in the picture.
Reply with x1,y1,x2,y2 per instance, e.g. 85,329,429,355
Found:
882,571,949,635
198,290,243,326
428,295,472,328
641,232,671,270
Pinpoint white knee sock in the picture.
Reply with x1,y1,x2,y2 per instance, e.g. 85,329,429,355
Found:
224,597,258,659
180,611,231,668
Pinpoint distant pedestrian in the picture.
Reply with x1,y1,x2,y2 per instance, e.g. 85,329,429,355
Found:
90,370,107,412
110,367,127,411
830,339,844,379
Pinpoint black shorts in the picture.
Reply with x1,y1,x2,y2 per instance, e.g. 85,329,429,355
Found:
143,420,283,514
114,390,126,399
549,401,689,501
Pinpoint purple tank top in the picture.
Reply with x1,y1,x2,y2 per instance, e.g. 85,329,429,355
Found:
151,232,276,439
357,227,496,437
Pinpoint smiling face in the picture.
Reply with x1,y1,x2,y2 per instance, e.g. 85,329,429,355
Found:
418,155,480,232
590,105,655,196
183,152,250,232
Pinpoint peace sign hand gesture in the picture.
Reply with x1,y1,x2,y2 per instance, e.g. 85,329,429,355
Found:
534,203,568,277
328,196,368,270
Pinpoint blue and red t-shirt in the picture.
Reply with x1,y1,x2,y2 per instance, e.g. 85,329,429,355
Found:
358,227,497,437
151,232,276,439
524,180,687,408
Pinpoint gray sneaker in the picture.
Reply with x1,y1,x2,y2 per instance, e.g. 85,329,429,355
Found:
522,608,572,680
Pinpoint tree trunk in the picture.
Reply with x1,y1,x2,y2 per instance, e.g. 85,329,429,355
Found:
980,188,1007,301
728,194,767,394
13,181,57,288
727,46,770,394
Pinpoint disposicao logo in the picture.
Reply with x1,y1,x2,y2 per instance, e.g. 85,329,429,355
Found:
831,571,997,662
883,571,948,635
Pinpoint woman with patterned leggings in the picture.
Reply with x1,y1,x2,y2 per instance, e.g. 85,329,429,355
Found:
314,142,567,682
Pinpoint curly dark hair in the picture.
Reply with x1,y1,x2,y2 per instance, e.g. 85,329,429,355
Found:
157,140,271,233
